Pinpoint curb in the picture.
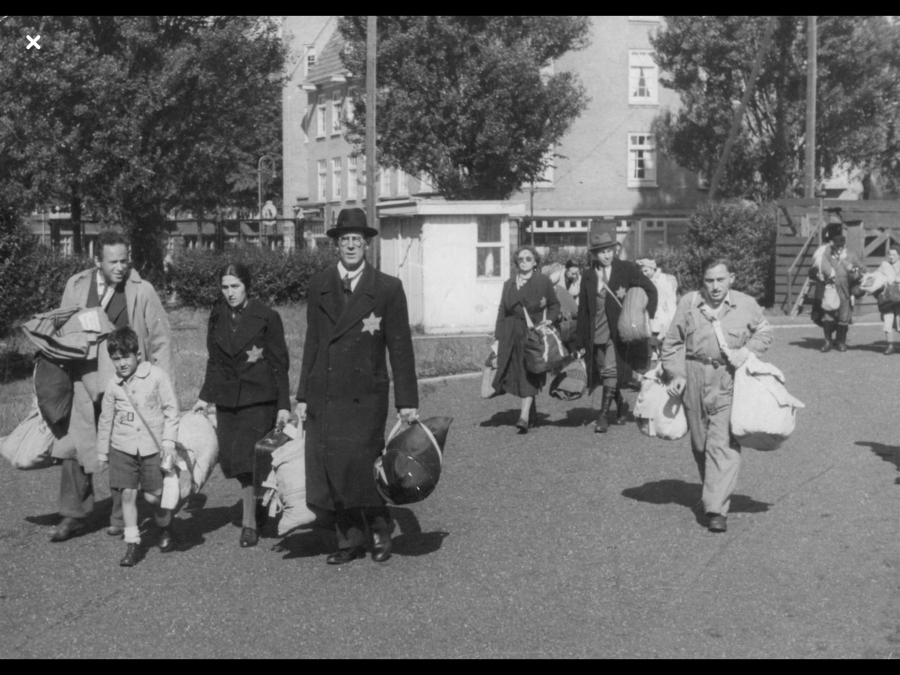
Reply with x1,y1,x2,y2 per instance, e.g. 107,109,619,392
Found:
415,321,886,385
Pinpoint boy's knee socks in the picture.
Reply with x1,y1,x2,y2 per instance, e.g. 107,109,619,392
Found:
124,526,140,544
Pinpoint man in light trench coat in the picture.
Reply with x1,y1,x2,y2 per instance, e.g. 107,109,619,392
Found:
49,230,175,542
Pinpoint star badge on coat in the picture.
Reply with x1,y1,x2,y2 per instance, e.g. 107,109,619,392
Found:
246,345,264,363
361,312,382,335
616,287,627,300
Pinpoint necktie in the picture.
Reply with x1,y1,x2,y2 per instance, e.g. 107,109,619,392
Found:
342,275,353,299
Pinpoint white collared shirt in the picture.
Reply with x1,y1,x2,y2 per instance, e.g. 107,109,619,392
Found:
96,271,116,310
337,261,366,292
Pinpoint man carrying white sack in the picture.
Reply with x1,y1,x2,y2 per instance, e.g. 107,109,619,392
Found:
661,257,772,534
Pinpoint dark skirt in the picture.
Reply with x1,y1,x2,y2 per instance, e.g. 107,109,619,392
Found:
215,402,276,479
497,321,546,398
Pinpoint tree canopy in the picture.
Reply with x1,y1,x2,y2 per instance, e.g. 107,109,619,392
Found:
338,16,592,200
0,16,287,271
651,16,900,200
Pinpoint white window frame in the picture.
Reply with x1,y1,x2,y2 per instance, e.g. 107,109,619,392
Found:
347,156,358,201
475,215,507,280
316,159,327,202
304,46,316,77
331,91,342,135
627,133,657,188
316,100,326,138
331,158,342,202
629,50,658,105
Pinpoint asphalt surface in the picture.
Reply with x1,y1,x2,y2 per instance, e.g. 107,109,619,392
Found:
1,323,897,659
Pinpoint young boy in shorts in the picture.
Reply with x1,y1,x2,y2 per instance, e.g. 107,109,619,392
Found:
96,327,180,566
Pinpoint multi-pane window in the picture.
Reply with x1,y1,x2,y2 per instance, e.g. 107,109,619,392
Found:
640,219,688,256
476,215,503,279
304,47,316,77
331,158,342,201
347,156,358,201
629,50,658,105
627,133,657,187
316,99,326,138
317,159,327,202
331,91,342,135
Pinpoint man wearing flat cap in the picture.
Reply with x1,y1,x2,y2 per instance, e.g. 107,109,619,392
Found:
295,207,418,564
575,232,658,434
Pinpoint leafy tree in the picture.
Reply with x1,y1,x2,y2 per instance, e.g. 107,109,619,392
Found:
0,16,287,272
338,16,591,200
651,16,900,200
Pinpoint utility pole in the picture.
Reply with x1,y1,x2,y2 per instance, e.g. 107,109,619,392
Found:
365,15,379,269
708,16,777,201
804,16,817,199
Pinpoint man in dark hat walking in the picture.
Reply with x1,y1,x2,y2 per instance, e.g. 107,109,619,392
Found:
295,207,419,564
816,234,863,352
575,232,658,434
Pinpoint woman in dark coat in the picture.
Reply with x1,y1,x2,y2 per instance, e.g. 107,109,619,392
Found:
192,263,291,548
492,245,560,433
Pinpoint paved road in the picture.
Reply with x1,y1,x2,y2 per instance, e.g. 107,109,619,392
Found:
1,324,897,658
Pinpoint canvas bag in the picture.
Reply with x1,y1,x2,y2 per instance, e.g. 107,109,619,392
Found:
633,364,688,440
549,357,587,400
704,312,805,451
523,308,568,374
0,404,56,470
257,424,317,536
176,411,219,494
375,417,451,506
617,286,652,343
821,283,841,312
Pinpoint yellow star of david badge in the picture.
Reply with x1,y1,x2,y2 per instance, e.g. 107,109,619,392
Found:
616,287,627,300
361,312,382,335
246,345,264,363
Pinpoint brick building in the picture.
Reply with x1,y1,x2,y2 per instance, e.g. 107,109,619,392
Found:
280,16,710,256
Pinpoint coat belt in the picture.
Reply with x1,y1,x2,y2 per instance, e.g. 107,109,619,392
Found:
687,354,724,368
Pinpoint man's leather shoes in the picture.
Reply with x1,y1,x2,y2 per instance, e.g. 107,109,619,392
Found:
106,525,124,537
707,513,727,533
239,526,258,548
372,533,393,562
820,341,832,353
836,342,847,352
158,526,179,553
326,546,365,565
50,517,85,542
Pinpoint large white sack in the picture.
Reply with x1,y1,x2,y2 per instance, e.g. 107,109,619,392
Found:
176,411,218,493
633,365,688,440
0,406,56,470
731,354,805,451
273,432,316,535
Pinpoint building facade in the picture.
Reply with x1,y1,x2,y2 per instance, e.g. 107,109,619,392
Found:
281,16,713,259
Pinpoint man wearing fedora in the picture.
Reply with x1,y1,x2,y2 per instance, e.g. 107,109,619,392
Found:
295,207,419,564
575,232,658,434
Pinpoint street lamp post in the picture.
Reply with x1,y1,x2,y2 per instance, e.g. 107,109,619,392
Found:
258,154,276,245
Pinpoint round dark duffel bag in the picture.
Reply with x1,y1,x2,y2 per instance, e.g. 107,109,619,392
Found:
374,417,452,506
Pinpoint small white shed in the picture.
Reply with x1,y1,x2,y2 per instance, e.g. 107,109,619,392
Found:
378,200,526,334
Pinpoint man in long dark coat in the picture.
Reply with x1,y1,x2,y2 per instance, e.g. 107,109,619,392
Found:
295,208,418,565
575,232,658,434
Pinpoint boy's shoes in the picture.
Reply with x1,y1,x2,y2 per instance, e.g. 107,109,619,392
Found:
326,546,365,565
50,517,85,542
106,526,124,538
239,527,259,548
158,525,179,553
372,533,392,562
119,543,143,567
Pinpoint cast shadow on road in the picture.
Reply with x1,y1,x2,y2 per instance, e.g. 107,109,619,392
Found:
479,407,594,428
790,337,887,353
25,496,118,537
269,506,448,560
174,494,244,551
788,337,827,351
855,441,900,484
621,479,773,524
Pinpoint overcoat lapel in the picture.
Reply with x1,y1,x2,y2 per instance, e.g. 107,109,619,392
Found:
228,299,268,355
330,263,377,343
318,267,345,327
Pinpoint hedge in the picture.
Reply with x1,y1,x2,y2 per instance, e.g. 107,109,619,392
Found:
168,245,340,308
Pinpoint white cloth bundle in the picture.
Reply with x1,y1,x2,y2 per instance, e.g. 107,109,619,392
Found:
633,365,688,440
0,404,55,470
175,411,219,494
730,354,805,451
